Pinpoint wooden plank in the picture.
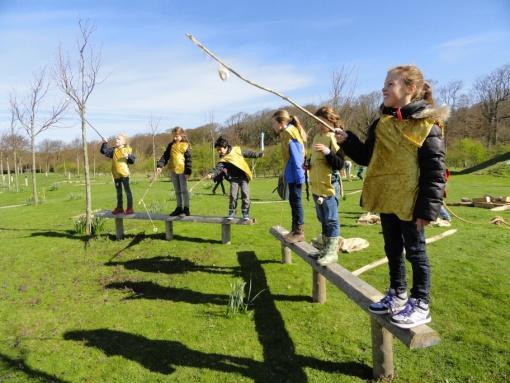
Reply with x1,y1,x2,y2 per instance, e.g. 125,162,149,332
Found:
281,243,292,264
270,225,440,349
115,218,124,240
221,224,231,245
165,221,173,240
371,318,394,379
94,210,255,225
312,270,326,304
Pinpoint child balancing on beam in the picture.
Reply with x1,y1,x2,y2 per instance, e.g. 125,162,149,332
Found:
208,136,263,221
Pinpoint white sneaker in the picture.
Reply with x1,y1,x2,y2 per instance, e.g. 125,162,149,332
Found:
390,298,431,328
369,289,408,315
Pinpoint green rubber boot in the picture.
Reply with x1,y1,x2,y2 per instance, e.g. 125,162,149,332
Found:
317,236,339,266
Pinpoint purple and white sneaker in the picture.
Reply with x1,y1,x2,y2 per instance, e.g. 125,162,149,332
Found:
369,289,408,315
390,298,431,329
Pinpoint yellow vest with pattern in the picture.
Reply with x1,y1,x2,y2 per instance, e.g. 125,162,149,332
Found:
309,132,340,197
362,115,436,221
111,146,132,178
168,142,189,174
221,146,253,181
280,124,305,171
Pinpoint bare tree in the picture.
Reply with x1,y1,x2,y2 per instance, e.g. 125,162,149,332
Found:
57,19,103,234
148,115,161,173
438,80,463,110
474,64,510,147
11,70,68,204
329,66,357,126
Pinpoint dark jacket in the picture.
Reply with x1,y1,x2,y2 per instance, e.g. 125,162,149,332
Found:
156,141,192,175
324,148,345,172
341,101,446,221
100,143,136,164
212,146,262,182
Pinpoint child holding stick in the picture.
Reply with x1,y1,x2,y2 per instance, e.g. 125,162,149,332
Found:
271,110,307,243
100,134,136,215
308,107,344,266
209,136,263,220
335,65,447,328
156,127,192,216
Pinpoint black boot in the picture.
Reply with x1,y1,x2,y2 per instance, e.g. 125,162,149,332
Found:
169,207,182,216
181,207,190,216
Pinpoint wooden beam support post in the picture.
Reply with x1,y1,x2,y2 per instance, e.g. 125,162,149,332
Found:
312,269,326,303
371,317,394,379
165,221,173,240
281,243,292,264
115,218,124,240
221,224,231,245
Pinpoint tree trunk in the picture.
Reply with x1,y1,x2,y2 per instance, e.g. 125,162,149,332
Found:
152,135,156,173
6,157,11,190
13,150,19,192
30,134,38,205
1,152,4,185
81,109,93,235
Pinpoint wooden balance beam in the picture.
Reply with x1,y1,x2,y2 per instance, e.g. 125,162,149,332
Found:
95,210,255,244
270,225,440,379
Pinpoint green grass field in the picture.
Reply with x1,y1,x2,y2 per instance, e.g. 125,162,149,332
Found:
0,172,509,382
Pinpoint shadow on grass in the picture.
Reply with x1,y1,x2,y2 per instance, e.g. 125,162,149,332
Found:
0,353,70,383
64,328,370,381
106,255,239,276
105,280,228,305
236,250,372,381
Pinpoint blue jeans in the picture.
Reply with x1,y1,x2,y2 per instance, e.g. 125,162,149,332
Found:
288,183,304,226
313,194,339,237
380,213,430,302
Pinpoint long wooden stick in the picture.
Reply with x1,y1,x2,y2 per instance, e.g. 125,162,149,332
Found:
189,174,210,192
84,118,106,141
352,229,457,276
186,34,336,132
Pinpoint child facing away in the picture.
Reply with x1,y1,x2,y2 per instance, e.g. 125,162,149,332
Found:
335,65,447,328
100,134,136,215
156,126,192,216
209,136,263,220
271,109,307,243
308,106,345,266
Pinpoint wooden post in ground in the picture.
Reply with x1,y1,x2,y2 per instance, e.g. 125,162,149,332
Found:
281,243,292,264
371,317,394,379
115,218,124,239
165,221,173,240
221,224,231,244
312,269,326,303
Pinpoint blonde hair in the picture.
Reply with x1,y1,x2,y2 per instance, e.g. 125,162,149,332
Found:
388,65,435,106
314,106,344,130
117,133,129,146
272,109,307,142
171,126,189,143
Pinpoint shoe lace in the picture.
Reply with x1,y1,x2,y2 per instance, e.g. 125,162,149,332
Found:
396,300,415,317
380,291,396,305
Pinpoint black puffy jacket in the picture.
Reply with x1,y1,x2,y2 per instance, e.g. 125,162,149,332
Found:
341,101,446,221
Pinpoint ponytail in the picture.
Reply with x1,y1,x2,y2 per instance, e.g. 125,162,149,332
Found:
289,115,307,143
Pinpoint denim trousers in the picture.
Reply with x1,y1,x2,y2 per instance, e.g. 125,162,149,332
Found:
288,183,304,226
313,194,339,237
171,172,189,208
114,177,133,209
380,213,431,302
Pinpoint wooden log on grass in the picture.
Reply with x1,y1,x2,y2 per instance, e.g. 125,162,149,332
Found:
352,229,458,276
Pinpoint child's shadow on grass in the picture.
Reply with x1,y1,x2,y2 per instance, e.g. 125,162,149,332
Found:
0,352,70,383
106,255,239,276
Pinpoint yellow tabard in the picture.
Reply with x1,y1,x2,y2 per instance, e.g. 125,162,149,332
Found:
111,146,132,179
221,146,253,181
168,142,189,174
362,115,436,221
309,132,340,197
280,124,305,170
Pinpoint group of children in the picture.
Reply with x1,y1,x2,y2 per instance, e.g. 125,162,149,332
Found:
100,64,446,329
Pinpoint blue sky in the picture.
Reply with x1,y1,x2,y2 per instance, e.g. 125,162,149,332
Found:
0,0,509,143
